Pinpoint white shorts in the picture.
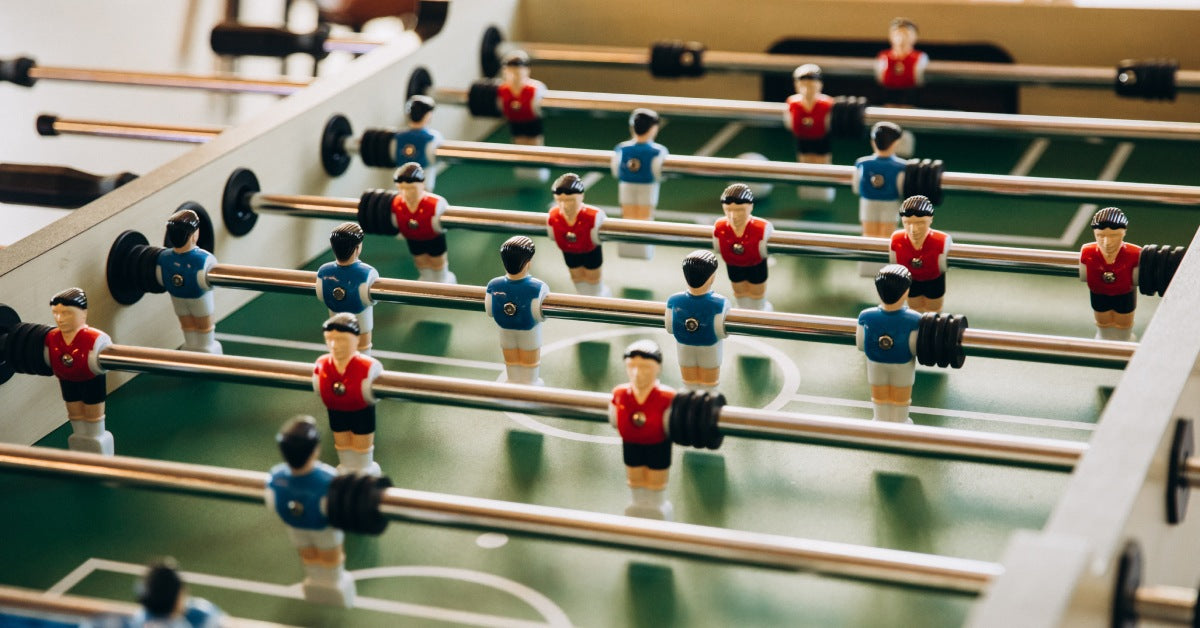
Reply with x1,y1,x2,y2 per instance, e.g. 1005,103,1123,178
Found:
287,525,344,550
498,326,542,351
676,342,722,369
859,199,901,225
866,359,916,388
171,291,214,318
328,307,373,334
619,182,660,208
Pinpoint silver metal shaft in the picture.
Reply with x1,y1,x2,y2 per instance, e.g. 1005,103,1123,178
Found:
28,66,308,95
1135,585,1198,625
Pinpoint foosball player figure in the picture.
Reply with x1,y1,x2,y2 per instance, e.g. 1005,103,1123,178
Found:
713,183,774,311
497,50,549,182
876,18,928,101
609,340,677,520
390,162,456,284
133,559,223,627
267,416,356,607
46,287,115,456
1080,207,1140,341
486,236,550,386
889,195,951,313
315,313,384,476
612,108,668,259
392,95,444,191
317,222,379,353
665,251,730,390
785,64,836,202
158,208,220,353
546,173,611,297
854,122,908,276
856,265,922,423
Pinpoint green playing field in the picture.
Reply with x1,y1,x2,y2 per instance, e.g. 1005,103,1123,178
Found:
3,115,1197,627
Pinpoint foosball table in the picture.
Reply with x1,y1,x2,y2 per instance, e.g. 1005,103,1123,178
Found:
2,1,1200,626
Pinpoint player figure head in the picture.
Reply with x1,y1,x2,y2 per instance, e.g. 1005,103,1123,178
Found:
888,17,919,55
623,339,663,393
629,108,661,140
720,183,755,230
49,287,88,333
393,162,426,206
165,208,201,250
329,222,365,264
792,64,823,98
870,121,903,155
139,559,186,619
500,236,536,277
552,173,585,215
1091,207,1129,257
682,250,720,293
322,312,361,361
406,94,435,127
899,195,935,243
875,264,912,307
277,415,322,471
500,50,531,86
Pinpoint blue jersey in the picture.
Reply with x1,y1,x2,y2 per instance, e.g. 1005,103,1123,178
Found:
158,248,214,299
614,140,668,184
317,260,376,314
857,306,921,364
394,127,442,168
267,462,335,531
855,155,907,201
486,276,548,331
130,597,222,627
666,291,729,347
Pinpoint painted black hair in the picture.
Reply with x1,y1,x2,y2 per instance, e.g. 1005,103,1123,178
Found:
49,287,87,310
500,236,536,275
277,415,321,470
330,222,365,262
165,209,201,248
682,250,719,288
875,264,913,305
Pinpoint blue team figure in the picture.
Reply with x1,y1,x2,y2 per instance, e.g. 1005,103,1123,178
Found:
853,122,908,276
392,95,444,191
485,236,550,386
267,416,356,607
132,559,223,628
157,209,220,353
856,264,922,423
316,222,379,353
612,108,668,260
665,251,731,390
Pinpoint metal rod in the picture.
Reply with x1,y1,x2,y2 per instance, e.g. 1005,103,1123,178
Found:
0,443,1001,594
1134,585,1198,625
1183,457,1200,488
324,34,385,55
50,118,225,144
27,65,308,95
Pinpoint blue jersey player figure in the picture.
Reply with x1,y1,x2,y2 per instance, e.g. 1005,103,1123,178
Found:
267,416,356,607
486,236,550,386
392,95,444,191
856,265,922,424
853,122,908,276
132,559,223,628
612,108,668,260
316,222,379,353
157,209,220,354
665,251,731,390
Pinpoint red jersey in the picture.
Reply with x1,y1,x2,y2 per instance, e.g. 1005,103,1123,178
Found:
611,384,675,445
1081,242,1140,295
713,217,770,267
890,230,949,282
391,193,445,241
785,94,834,140
45,326,110,382
877,50,926,89
313,354,381,412
497,80,545,123
547,205,602,254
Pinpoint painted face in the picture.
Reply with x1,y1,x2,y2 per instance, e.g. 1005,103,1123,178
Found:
555,192,582,214
324,329,358,361
902,215,933,242
51,304,84,334
794,78,822,98
626,355,661,392
890,26,917,55
502,64,529,86
1094,227,1126,257
396,181,424,205
722,201,753,229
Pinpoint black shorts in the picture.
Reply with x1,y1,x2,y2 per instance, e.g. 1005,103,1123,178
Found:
59,376,106,404
328,406,376,435
1090,290,1136,315
622,440,672,470
794,136,832,156
403,233,447,257
562,247,603,270
508,118,544,139
882,88,920,107
908,274,946,299
726,260,768,284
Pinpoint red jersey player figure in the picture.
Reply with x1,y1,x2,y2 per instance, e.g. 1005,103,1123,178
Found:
390,162,456,284
609,340,677,520
712,184,774,311
889,195,951,313
1080,207,1140,341
314,313,384,475
546,173,610,297
45,287,114,455
875,18,924,155
496,50,549,183
784,64,836,202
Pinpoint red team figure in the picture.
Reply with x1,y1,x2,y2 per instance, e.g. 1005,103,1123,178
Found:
546,173,611,297
609,340,677,520
713,184,774,311
314,313,384,475
784,64,836,201
45,288,115,455
875,18,924,153
496,50,549,182
391,163,456,284
889,195,951,313
1080,207,1140,341
612,108,668,259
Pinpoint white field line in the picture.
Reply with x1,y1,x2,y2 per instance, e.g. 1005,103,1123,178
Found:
788,393,1095,432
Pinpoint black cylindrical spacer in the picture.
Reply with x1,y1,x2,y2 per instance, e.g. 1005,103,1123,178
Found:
1111,540,1142,628
668,391,697,447
321,114,355,177
916,312,937,367
0,305,23,384
358,190,399,236
931,313,951,368
170,201,216,255
0,305,54,384
650,41,706,78
356,474,392,535
0,56,37,87
704,392,726,450
1166,418,1194,525
1163,246,1186,296
406,66,433,102
360,129,396,168
326,474,354,531
831,96,867,139
947,315,967,369
210,22,330,61
327,473,392,535
479,26,504,78
467,80,502,117
1115,59,1179,101
222,168,261,237
1138,244,1160,297
106,230,166,306
36,114,58,136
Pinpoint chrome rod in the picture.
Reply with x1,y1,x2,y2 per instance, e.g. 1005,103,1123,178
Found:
28,66,308,95
1134,585,1198,625
50,118,224,144
0,443,1001,594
